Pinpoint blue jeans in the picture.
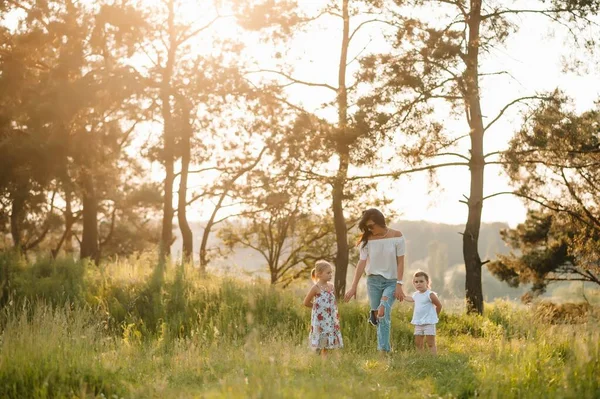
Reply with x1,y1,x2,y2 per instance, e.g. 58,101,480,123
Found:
366,275,397,352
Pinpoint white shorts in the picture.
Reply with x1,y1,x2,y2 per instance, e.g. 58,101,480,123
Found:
413,324,436,336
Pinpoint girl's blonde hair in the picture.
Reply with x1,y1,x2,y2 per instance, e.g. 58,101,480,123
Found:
311,260,333,283
413,270,431,288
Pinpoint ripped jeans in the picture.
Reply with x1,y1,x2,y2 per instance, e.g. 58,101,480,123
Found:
366,274,397,352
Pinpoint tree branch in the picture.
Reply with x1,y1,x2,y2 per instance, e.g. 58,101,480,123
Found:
175,166,220,178
481,8,572,20
177,14,233,45
433,152,470,161
347,37,373,67
437,0,468,18
559,169,600,229
245,69,337,91
484,148,600,159
348,18,394,44
346,162,469,181
485,160,600,169
481,191,597,229
484,95,550,133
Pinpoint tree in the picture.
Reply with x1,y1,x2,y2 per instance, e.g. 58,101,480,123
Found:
97,182,163,258
132,0,226,259
219,179,337,285
359,0,597,313
488,210,600,300
487,96,600,296
132,0,279,264
240,0,432,298
197,146,267,273
497,96,600,261
175,61,282,268
0,6,63,252
0,0,152,262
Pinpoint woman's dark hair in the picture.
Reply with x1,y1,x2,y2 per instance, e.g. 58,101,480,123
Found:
357,208,387,248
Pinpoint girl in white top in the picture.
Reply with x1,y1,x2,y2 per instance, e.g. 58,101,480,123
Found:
344,208,406,353
404,270,442,355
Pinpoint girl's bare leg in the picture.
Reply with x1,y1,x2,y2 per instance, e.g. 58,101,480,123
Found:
415,335,425,351
320,348,327,359
332,349,341,360
425,335,437,355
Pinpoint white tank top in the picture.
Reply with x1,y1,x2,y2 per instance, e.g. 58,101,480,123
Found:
410,289,439,325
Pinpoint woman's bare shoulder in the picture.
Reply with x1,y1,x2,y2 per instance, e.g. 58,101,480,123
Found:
388,228,403,238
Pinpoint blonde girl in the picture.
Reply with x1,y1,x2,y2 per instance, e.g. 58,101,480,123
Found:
303,260,343,356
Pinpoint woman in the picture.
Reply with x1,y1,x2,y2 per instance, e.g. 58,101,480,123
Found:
344,208,406,353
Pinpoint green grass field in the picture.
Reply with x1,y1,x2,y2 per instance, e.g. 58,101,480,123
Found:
0,253,598,398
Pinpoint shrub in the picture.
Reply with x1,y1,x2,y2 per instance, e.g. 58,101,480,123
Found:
534,301,591,324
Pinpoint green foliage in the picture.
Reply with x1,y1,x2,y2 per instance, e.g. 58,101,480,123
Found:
488,209,600,299
502,97,600,290
0,0,158,259
0,255,598,398
0,250,22,305
486,300,535,339
1,252,87,306
0,303,126,398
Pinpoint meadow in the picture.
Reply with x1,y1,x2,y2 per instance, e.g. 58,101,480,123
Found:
0,252,598,398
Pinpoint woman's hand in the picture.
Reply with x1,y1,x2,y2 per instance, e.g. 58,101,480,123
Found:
346,260,366,302
344,286,357,302
394,286,405,301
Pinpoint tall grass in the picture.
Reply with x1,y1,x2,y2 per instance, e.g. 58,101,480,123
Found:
0,251,598,398
0,303,125,398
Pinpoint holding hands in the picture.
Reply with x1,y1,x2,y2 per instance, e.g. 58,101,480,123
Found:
394,283,405,301
344,285,405,302
344,286,357,302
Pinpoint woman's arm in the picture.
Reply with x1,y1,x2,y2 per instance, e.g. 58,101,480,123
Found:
430,292,442,315
394,255,406,301
344,259,367,302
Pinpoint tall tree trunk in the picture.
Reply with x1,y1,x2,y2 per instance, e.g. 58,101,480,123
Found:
80,171,99,263
52,188,75,258
10,191,25,250
159,0,177,259
63,188,75,254
332,173,349,298
199,192,226,273
333,0,350,299
161,102,175,259
462,0,485,314
178,101,193,263
270,266,278,285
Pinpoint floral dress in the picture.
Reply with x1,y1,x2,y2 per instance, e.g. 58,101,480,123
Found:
309,285,343,349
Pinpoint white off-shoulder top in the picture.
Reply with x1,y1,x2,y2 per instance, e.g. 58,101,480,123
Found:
358,236,406,280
